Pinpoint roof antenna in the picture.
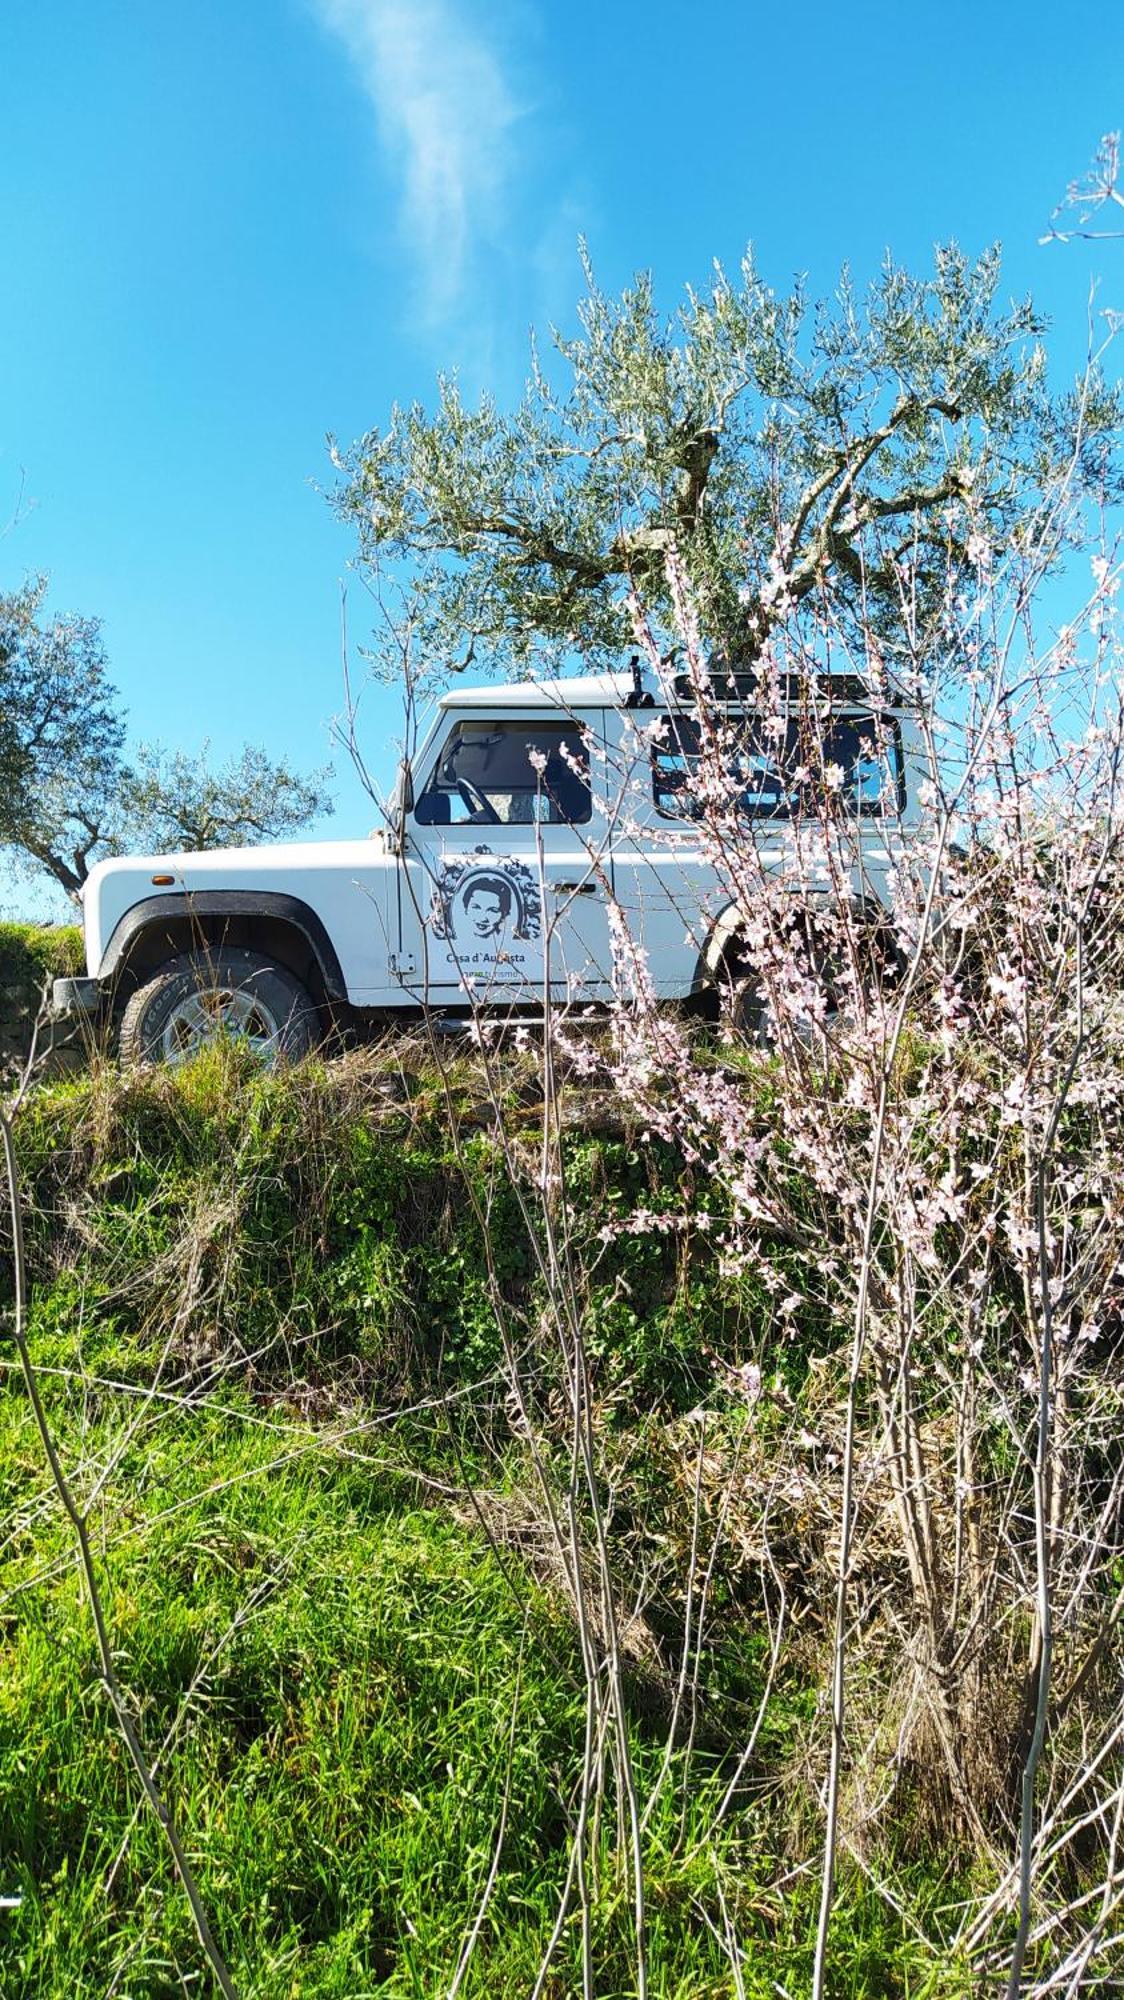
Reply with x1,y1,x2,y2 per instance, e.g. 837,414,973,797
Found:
625,653,654,709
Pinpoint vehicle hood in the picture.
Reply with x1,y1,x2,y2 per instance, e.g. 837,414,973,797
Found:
83,836,393,971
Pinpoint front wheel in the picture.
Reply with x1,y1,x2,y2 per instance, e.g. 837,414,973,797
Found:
119,949,319,1067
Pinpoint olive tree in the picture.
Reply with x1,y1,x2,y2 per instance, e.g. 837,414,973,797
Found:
331,243,1119,689
0,579,332,898
120,742,332,857
0,580,125,896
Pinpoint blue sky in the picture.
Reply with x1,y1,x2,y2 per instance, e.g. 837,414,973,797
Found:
2,0,1122,913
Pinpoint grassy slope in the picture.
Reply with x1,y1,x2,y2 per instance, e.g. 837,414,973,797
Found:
0,924,84,1076
0,1050,968,1999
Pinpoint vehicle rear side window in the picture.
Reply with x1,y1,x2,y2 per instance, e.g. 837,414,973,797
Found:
651,712,904,820
415,720,592,826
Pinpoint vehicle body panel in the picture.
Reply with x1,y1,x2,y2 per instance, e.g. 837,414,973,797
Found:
71,670,931,1021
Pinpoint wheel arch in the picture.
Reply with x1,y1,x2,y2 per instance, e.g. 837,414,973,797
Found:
99,892,349,1008
695,889,892,989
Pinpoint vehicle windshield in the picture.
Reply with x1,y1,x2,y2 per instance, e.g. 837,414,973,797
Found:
414,719,592,826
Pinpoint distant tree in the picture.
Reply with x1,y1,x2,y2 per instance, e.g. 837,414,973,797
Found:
121,742,332,854
0,579,332,898
332,244,1120,687
0,579,126,896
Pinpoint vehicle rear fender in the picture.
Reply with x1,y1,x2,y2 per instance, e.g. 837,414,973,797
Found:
696,889,884,986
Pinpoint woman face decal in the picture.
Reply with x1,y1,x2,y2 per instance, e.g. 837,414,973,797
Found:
460,875,513,940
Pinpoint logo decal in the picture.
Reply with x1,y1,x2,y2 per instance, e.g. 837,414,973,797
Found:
429,849,542,974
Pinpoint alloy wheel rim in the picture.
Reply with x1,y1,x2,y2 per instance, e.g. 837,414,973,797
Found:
160,985,282,1063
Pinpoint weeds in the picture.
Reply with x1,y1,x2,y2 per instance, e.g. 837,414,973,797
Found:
2,1045,983,1996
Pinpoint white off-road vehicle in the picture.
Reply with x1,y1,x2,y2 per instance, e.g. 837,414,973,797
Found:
53,666,926,1062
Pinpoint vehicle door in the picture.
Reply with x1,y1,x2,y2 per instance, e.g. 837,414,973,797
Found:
603,703,721,1000
397,709,616,1003
607,703,908,995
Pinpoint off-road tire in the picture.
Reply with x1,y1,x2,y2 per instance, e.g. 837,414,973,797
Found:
725,970,769,1044
719,912,902,1049
119,949,319,1067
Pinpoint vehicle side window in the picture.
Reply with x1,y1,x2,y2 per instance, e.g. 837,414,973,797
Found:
651,712,904,820
414,720,592,826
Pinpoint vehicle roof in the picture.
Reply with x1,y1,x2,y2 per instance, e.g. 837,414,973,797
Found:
438,673,635,710
438,670,911,713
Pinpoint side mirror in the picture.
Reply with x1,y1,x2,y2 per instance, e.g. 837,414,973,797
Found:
414,791,451,825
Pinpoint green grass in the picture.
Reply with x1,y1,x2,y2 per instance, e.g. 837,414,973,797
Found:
0,1387,760,1998
1,1052,975,1996
0,922,84,1075
1,1406,967,1997
0,922,84,988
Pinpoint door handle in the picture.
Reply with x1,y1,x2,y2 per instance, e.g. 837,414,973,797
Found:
553,880,597,895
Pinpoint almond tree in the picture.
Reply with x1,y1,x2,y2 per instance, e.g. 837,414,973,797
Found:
594,509,1124,1995
335,244,1124,1995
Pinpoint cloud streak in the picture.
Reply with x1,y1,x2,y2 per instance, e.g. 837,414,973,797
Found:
312,0,522,326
